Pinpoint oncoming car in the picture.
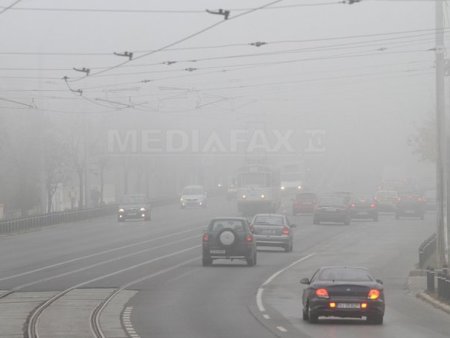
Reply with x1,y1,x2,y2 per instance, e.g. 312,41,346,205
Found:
180,185,207,208
117,194,151,222
202,217,257,266
301,266,385,324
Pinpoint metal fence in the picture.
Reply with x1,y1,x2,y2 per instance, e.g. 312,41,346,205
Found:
425,268,450,303
418,233,437,269
0,196,178,234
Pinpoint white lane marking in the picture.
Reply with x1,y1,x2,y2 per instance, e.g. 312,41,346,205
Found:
262,253,315,287
263,314,270,319
31,246,200,338
122,306,141,338
256,288,265,312
0,225,204,282
14,235,199,291
277,326,287,333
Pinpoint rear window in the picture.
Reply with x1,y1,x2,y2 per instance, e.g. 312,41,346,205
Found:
121,195,147,204
252,215,285,226
183,187,204,195
317,268,373,282
296,193,316,201
210,220,246,232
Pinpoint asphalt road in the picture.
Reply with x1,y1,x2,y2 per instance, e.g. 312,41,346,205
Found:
0,197,448,338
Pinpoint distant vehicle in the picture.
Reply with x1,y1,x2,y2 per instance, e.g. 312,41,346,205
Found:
117,194,151,222
250,214,295,252
350,195,378,221
300,266,385,324
202,217,257,266
236,164,280,215
313,195,351,225
226,183,238,201
292,192,318,215
180,185,207,208
375,190,399,212
280,163,303,195
332,191,353,206
395,192,426,220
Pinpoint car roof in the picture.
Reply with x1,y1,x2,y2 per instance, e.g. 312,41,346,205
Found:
318,266,369,271
253,213,286,217
183,185,204,189
210,217,248,221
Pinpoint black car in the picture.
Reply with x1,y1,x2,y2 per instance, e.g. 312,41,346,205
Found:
301,266,385,324
250,214,295,252
202,217,257,266
313,196,351,225
117,194,151,222
350,195,378,221
395,193,426,220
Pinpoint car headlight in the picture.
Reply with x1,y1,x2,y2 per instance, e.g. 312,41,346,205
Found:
118,208,125,213
140,207,146,212
281,186,285,190
180,198,184,202
242,194,247,199
298,185,302,190
261,194,265,199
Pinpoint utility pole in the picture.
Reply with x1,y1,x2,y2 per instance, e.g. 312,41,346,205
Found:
435,0,448,267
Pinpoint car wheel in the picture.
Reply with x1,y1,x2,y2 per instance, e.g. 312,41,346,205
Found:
202,256,212,266
302,307,309,321
308,305,318,324
373,215,378,222
395,213,400,220
313,218,320,225
247,252,256,266
344,217,351,225
118,218,125,223
367,314,383,325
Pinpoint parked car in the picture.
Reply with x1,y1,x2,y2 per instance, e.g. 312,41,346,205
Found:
117,194,151,222
202,217,257,266
180,185,207,208
313,195,351,225
375,190,399,212
292,192,318,215
250,213,295,252
301,266,385,324
395,192,426,220
350,195,378,221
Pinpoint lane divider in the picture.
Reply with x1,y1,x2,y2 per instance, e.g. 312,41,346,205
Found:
122,307,140,338
255,253,315,332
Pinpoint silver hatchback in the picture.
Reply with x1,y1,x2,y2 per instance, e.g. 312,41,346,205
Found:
251,214,295,252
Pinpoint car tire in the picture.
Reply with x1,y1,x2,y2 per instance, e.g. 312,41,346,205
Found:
308,305,318,324
395,213,400,220
118,218,125,223
302,307,309,321
373,215,378,222
247,252,256,266
313,218,320,225
367,314,383,325
344,217,351,225
202,256,212,267
284,241,293,252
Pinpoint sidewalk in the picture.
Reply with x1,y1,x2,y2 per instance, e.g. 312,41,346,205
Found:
408,271,450,315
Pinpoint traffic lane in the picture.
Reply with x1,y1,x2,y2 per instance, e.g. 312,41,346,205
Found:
0,197,234,291
263,213,450,338
129,214,364,338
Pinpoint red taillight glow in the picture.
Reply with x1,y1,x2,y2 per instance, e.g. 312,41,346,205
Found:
246,234,254,242
370,203,376,208
329,302,336,308
202,233,209,242
368,289,380,300
315,288,329,298
282,226,290,235
361,303,368,309
351,203,356,208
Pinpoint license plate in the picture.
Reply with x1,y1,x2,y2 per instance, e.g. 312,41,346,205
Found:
337,303,360,309
210,249,225,254
261,230,275,235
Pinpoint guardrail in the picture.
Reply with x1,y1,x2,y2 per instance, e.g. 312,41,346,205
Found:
425,268,450,303
0,196,178,235
418,233,437,269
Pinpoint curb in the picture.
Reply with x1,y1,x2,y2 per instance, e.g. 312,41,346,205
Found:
416,292,450,315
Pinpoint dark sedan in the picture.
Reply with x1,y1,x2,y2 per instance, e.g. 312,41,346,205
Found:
117,194,151,222
292,192,318,215
313,196,351,225
396,192,426,220
301,266,385,324
350,195,378,221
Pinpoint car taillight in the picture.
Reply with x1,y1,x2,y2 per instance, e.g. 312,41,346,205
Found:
282,226,290,235
315,288,329,298
351,203,356,208
368,289,380,300
370,203,376,208
202,233,209,242
246,234,254,242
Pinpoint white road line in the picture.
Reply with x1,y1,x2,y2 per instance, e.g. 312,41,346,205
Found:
122,307,141,338
277,326,287,333
263,314,270,319
0,225,203,283
262,253,315,287
256,288,265,312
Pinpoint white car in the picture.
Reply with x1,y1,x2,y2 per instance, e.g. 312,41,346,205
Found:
180,185,207,208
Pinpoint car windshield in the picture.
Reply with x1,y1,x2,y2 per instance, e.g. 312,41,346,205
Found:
121,195,147,204
183,187,203,195
210,220,245,232
281,173,302,181
319,196,345,206
318,268,373,282
296,193,316,201
253,215,284,226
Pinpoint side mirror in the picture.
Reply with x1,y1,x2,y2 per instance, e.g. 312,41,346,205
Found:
376,279,383,285
300,278,310,285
